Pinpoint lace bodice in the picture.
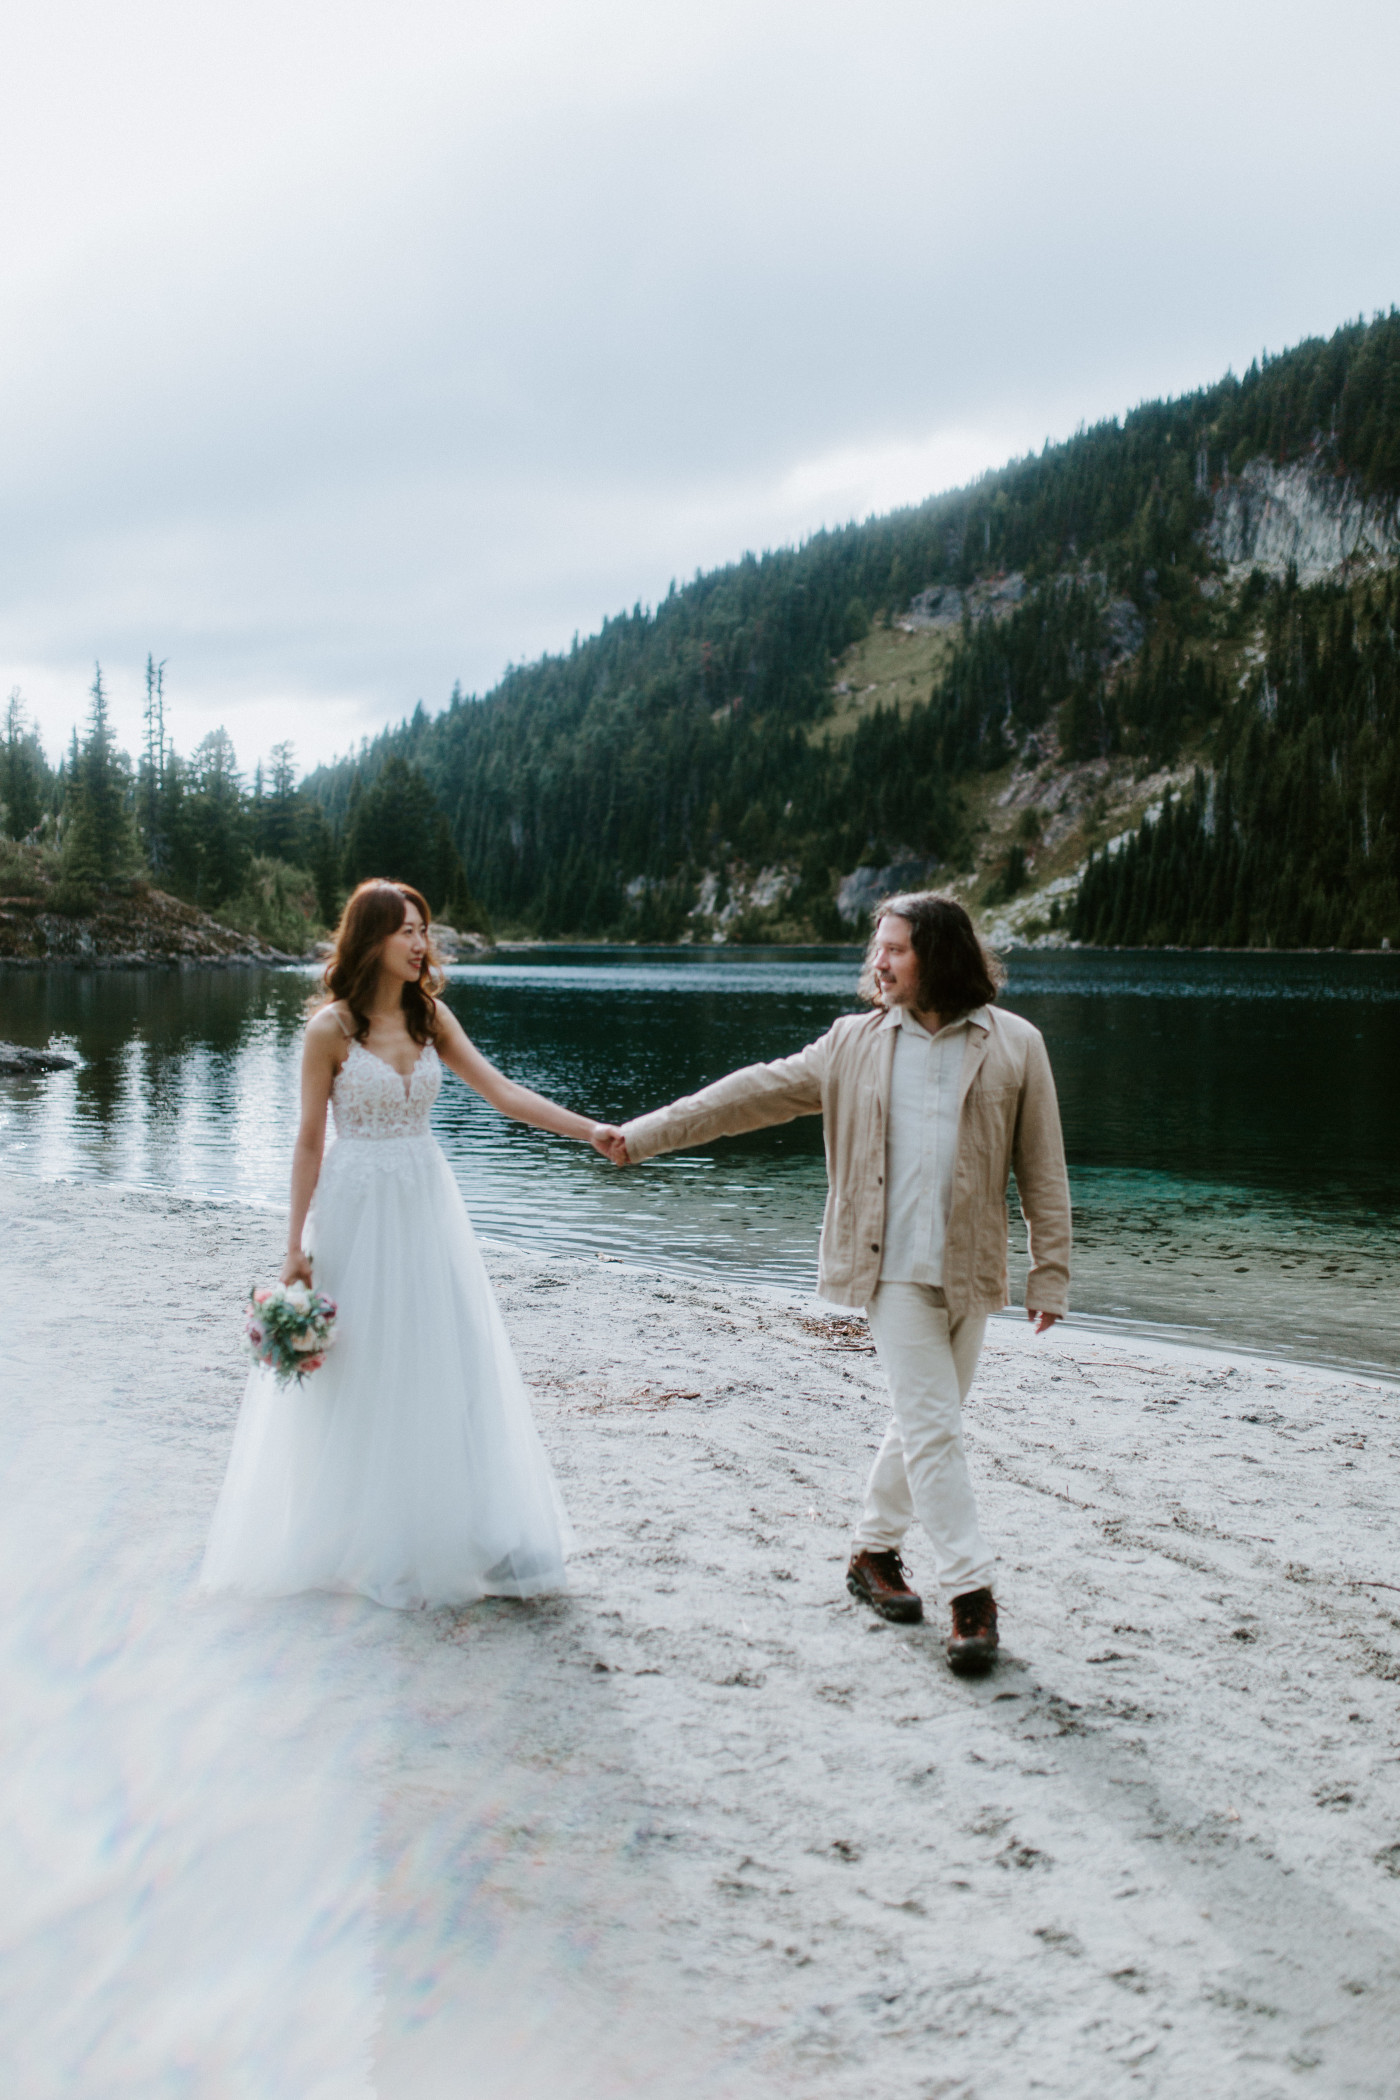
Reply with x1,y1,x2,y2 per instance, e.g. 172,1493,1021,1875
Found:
331,1039,441,1140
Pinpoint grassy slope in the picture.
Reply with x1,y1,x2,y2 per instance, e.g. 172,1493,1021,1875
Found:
814,623,958,742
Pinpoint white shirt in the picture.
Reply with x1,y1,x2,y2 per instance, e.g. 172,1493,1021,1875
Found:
878,1005,982,1285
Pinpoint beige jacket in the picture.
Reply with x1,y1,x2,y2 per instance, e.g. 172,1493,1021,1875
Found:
621,1003,1071,1318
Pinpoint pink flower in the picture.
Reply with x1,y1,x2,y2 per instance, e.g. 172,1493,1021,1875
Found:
302,1355,324,1373
247,1322,265,1348
253,1287,271,1305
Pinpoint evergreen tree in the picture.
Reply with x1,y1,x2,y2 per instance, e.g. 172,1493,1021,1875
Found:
183,728,251,904
137,655,169,873
0,689,48,839
341,754,488,926
300,799,343,929
63,664,136,884
257,741,302,862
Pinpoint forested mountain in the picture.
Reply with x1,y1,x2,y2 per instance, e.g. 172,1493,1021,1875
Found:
6,313,1399,950
303,309,1400,949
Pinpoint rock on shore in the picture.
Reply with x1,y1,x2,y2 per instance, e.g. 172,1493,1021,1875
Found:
3,1167,1399,2098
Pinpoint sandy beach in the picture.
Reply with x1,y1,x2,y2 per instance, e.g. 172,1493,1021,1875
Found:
3,1166,1399,2098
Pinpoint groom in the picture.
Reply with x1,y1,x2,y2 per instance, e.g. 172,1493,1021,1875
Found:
604,892,1071,1674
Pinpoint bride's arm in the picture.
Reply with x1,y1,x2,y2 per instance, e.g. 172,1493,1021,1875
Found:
432,1004,622,1154
282,1010,344,1285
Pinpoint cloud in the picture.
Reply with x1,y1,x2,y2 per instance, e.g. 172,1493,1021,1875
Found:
3,0,1399,773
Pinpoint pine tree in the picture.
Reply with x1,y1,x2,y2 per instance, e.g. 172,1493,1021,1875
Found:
63,664,136,886
138,655,168,872
257,742,302,862
341,754,488,927
0,689,46,840
184,728,251,905
300,799,342,929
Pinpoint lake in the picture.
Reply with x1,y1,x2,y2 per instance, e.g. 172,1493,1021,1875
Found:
2,947,1398,1377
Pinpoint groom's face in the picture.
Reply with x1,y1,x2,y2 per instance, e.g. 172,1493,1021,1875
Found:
871,915,922,1009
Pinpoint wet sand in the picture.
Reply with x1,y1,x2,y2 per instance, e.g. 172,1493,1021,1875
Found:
3,1168,1399,2097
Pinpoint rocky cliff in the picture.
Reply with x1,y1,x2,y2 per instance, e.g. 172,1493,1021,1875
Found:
1208,452,1400,580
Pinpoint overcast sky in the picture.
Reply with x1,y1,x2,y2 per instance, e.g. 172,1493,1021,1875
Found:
4,0,1398,775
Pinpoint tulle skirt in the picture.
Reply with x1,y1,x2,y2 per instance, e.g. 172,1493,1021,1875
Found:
200,1136,573,1609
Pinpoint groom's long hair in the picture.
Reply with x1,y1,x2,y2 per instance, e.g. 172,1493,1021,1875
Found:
315,880,445,1044
858,891,1004,1017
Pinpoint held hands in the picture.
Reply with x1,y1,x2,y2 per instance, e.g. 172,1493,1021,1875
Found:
281,1249,314,1288
589,1123,631,1167
1027,1309,1061,1336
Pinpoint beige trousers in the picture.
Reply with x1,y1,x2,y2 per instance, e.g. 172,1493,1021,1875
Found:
852,1282,994,1600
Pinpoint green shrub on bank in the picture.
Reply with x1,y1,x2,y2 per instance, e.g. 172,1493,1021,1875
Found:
218,857,326,954
0,835,107,917
0,838,57,896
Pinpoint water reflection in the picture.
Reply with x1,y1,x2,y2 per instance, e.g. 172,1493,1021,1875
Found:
2,949,1398,1375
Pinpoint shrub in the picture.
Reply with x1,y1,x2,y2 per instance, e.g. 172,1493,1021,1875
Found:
219,857,325,954
0,839,55,896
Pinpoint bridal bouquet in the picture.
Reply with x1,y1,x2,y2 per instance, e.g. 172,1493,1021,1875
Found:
244,1280,338,1386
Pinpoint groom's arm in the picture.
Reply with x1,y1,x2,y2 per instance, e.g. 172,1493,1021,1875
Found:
1011,1030,1072,1318
620,1036,828,1161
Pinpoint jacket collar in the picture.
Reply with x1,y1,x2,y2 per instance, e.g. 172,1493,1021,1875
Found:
880,1002,990,1039
958,1007,993,1105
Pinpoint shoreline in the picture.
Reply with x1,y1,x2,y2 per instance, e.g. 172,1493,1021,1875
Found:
4,1165,1400,2096
463,937,1400,957
0,951,303,971
5,1155,1396,1390
5,938,1400,968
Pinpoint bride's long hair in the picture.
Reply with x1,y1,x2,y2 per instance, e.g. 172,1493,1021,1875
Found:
316,879,445,1044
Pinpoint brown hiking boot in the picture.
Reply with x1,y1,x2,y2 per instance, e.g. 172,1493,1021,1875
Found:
846,1548,923,1624
946,1587,999,1674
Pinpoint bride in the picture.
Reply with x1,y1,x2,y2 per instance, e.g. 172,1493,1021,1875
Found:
201,878,621,1610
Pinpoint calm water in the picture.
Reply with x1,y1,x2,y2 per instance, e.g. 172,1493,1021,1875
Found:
2,948,1398,1376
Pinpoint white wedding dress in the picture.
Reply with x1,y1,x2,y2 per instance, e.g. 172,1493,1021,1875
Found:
200,1038,573,1608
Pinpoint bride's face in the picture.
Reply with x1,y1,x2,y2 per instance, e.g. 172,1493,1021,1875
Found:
380,903,428,986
